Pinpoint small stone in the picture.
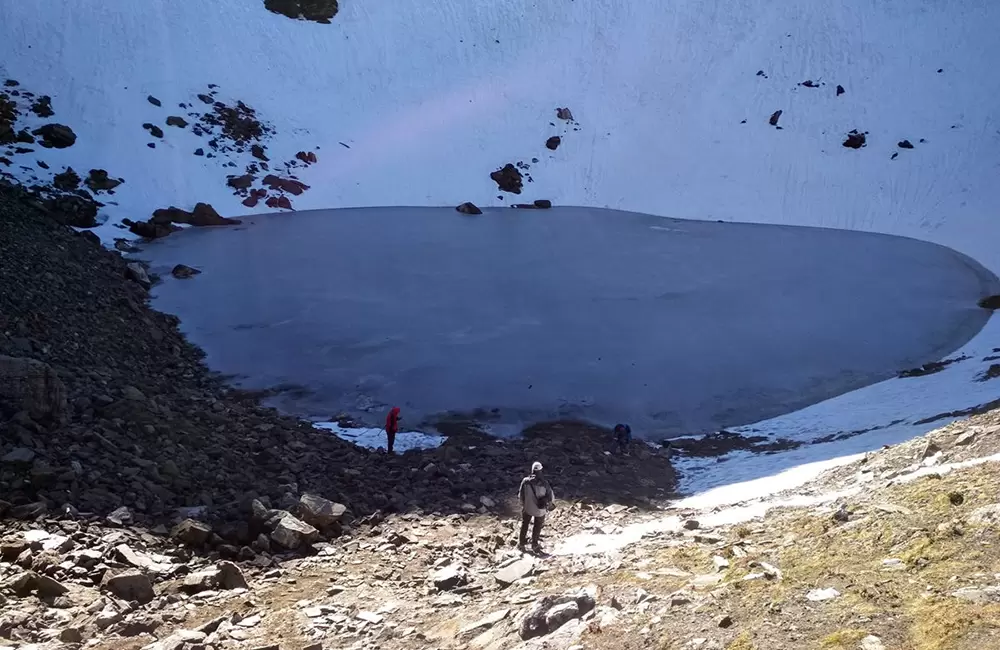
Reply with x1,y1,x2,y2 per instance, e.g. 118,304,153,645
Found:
356,611,383,624
431,564,468,591
859,636,885,650
768,110,782,126
898,140,914,149
556,107,574,121
59,628,84,643
843,130,866,149
836,84,845,96
682,519,700,530
545,136,561,150
717,614,733,628
147,95,162,106
495,556,535,586
805,587,840,602
166,116,188,128
712,556,729,572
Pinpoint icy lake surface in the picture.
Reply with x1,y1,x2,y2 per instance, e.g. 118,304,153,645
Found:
139,206,998,437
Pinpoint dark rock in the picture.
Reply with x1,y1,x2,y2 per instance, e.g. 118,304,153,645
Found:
53,167,81,191
836,84,845,96
0,355,68,421
979,295,1000,310
45,193,99,227
227,174,255,191
898,140,914,149
843,130,866,149
192,202,238,226
533,199,552,209
799,80,818,88
891,153,898,160
166,116,188,128
295,150,318,164
251,144,269,161
32,124,77,148
10,502,47,519
102,569,155,604
194,148,204,156
125,262,151,289
490,164,523,194
556,107,574,121
3,79,18,87
171,264,201,279
769,110,782,126
545,136,561,150
147,95,162,107
172,518,213,546
270,514,319,549
85,169,123,193
456,202,482,215
261,174,309,195
197,93,214,104
125,218,174,239
683,519,700,530
264,0,340,23
30,96,54,118
142,123,164,138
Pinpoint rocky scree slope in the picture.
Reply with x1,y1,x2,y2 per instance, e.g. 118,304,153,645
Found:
1,398,999,649
0,178,677,539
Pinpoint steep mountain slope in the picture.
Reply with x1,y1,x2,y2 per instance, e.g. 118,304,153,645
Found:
2,0,999,271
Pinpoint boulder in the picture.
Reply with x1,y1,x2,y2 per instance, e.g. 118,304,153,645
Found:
843,130,867,149
544,601,580,631
270,514,319,549
297,493,347,529
166,116,188,128
142,122,164,138
456,202,482,215
769,110,782,126
545,136,561,150
172,518,213,546
125,262,151,288
190,202,239,226
53,167,81,190
171,264,201,279
533,199,552,209
979,295,1000,310
490,164,523,194
102,569,155,604
147,95,162,106
85,169,123,193
182,561,248,592
0,355,67,421
431,564,468,591
32,123,76,148
556,107,574,121
264,0,340,23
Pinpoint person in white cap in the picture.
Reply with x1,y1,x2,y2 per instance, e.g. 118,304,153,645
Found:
518,461,554,553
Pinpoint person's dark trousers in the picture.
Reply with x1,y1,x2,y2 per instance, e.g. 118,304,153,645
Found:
519,513,543,547
387,430,396,454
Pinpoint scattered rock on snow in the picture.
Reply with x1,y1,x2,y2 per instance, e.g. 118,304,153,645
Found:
556,107,574,121
898,140,914,149
264,0,340,24
30,95,54,118
799,80,819,88
836,84,845,96
85,169,123,193
32,123,76,148
490,163,523,194
843,130,867,148
769,110,782,126
52,167,81,190
456,201,482,215
142,122,164,138
546,136,561,150
533,199,552,209
147,95,162,107
166,116,188,128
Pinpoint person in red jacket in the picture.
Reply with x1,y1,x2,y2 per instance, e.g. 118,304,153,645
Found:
384,406,401,454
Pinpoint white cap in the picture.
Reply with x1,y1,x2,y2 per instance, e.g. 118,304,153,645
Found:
531,461,543,473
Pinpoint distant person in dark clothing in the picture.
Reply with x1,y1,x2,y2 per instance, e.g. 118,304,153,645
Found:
614,423,632,455
518,461,554,553
385,406,401,454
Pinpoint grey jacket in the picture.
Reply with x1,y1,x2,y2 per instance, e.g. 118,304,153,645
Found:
519,476,554,517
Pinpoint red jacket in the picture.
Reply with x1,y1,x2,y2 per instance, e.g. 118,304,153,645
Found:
385,407,400,433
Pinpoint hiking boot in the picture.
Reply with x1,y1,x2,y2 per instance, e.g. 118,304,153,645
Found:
531,543,543,554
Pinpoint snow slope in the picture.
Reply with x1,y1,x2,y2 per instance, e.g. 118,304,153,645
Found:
2,0,999,492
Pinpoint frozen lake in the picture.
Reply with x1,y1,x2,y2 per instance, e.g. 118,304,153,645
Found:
138,206,998,437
